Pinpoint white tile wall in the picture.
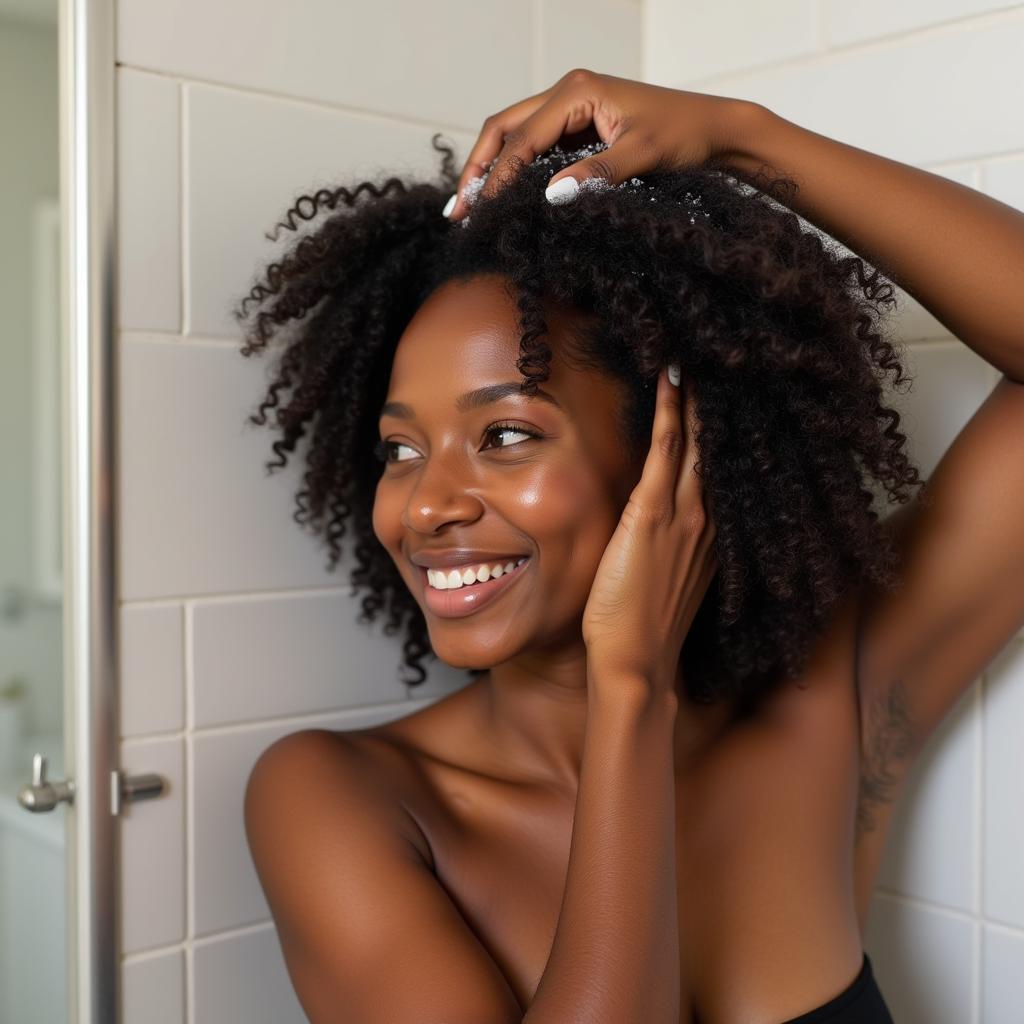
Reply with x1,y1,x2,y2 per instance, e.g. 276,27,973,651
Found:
191,592,413,728
983,641,1024,930
644,1,820,85
648,13,1024,169
123,950,185,1024
119,604,185,737
538,0,643,87
118,336,335,601
864,893,976,1024
822,0,1022,48
876,681,979,912
120,737,186,953
646,2,1024,1019
982,156,1024,210
115,2,642,1018
889,341,995,480
116,68,180,334
982,926,1024,1023
185,84,472,338
117,0,532,128
191,925,304,1024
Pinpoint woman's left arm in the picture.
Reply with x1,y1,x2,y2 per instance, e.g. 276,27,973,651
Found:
728,103,1024,380
729,103,1024,763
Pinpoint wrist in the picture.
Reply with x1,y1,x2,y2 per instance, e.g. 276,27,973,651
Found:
587,669,680,715
715,99,788,180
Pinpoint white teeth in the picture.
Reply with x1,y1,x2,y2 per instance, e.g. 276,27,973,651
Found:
426,557,529,591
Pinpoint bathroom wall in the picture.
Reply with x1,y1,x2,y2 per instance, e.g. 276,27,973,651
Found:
112,1,641,1021
645,2,1024,1021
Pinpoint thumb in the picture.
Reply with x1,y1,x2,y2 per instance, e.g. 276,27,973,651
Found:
543,134,655,205
544,157,618,205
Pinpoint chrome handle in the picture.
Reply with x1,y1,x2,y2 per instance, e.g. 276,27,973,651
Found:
17,754,168,815
110,769,167,816
18,753,75,812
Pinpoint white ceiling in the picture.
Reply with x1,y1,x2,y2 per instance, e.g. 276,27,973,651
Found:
0,0,57,30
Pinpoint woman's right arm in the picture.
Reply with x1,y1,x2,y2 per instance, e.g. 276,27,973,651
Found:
524,680,681,1023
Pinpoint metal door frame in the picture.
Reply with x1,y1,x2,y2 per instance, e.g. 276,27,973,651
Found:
60,0,117,1018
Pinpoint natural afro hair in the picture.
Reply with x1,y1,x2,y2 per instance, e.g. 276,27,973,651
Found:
233,131,925,707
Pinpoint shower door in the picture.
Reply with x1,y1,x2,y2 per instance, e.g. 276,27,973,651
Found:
1,0,118,1020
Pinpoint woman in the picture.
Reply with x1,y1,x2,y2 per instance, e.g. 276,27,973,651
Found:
239,70,1024,1022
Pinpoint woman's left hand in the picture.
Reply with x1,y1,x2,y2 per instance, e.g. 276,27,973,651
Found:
444,68,760,221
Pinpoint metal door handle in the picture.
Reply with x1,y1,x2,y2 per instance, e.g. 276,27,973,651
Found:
18,753,75,812
17,752,168,815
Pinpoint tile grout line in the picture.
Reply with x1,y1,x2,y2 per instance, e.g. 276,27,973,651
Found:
180,82,190,337
115,62,479,138
673,7,1024,90
117,695,422,746
873,887,981,925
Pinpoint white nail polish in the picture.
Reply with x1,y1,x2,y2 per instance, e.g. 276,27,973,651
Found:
667,363,681,387
441,193,457,218
545,176,579,205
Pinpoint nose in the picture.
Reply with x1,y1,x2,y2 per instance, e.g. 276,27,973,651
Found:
400,453,485,534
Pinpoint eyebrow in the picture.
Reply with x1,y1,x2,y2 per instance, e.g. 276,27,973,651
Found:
379,381,562,420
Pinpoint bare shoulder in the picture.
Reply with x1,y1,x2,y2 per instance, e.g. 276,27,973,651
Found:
242,718,522,1023
245,721,433,864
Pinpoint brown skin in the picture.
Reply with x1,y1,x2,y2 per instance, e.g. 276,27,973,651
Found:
371,273,721,783
245,71,1024,1023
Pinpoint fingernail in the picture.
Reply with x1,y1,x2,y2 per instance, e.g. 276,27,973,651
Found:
442,193,457,218
667,363,681,387
545,176,579,205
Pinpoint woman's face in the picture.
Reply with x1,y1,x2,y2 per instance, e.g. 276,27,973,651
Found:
372,272,644,669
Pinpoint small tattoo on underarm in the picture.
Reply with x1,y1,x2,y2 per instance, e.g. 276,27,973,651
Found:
855,678,915,843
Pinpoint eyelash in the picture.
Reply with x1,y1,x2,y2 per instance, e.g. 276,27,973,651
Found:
374,421,542,464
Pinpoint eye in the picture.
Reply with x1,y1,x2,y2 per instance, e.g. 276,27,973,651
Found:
481,421,542,451
374,422,542,465
373,439,417,464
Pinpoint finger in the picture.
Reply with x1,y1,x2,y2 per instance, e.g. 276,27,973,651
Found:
675,374,712,525
632,364,686,520
543,127,666,205
475,89,605,207
445,91,552,222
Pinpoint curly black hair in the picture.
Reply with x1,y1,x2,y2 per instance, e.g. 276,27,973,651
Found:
233,131,925,708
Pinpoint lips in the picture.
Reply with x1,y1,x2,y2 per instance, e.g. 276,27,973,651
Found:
410,549,530,569
418,556,531,620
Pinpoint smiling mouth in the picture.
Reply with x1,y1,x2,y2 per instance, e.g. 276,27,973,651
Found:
419,557,532,619
424,556,529,591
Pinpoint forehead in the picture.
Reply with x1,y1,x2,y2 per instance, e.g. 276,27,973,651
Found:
390,273,532,386
388,273,618,403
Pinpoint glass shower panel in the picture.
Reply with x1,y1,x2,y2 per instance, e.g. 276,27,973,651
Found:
0,2,67,1021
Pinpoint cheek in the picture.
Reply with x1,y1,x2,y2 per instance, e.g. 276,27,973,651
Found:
514,463,623,572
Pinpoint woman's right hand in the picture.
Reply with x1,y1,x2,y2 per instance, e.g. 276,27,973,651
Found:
581,364,719,696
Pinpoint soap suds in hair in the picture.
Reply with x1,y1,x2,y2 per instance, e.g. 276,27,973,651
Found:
456,140,710,228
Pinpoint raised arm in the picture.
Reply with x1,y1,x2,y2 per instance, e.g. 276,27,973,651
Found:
725,103,1024,768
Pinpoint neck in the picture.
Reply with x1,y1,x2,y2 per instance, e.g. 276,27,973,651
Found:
468,648,736,793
